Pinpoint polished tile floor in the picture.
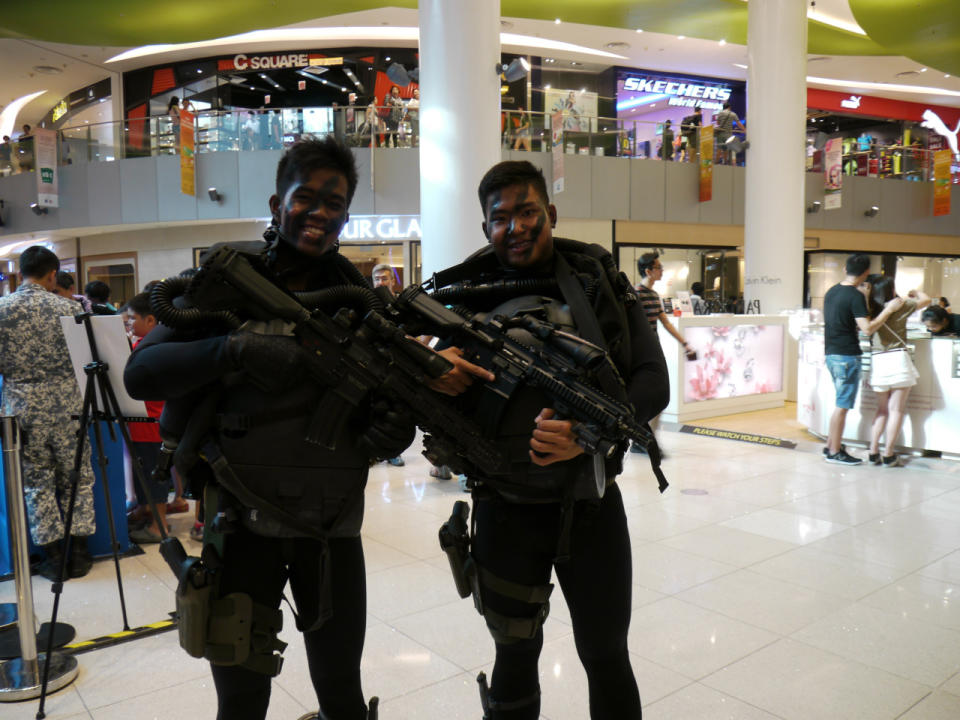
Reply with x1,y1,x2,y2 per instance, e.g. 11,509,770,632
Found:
4,409,960,719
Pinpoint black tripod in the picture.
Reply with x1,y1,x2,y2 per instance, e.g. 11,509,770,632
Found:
36,313,171,718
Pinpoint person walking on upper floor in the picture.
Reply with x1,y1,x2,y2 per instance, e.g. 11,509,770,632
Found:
822,254,904,466
0,246,96,579
714,101,745,165
863,276,930,468
659,120,675,161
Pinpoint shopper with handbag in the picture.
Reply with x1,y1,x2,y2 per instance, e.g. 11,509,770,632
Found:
865,276,930,467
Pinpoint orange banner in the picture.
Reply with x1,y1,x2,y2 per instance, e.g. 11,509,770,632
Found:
699,125,713,202
933,149,951,217
180,108,195,197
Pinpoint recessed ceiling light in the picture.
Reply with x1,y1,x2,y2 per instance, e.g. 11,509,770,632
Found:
946,74,951,78
636,29,643,33
606,41,630,50
920,68,927,72
719,39,726,46
385,56,391,61
33,65,62,75
570,61,582,66
545,84,551,89
678,35,686,40
733,63,748,69
555,18,561,24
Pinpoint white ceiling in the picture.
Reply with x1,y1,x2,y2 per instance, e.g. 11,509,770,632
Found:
0,5,958,129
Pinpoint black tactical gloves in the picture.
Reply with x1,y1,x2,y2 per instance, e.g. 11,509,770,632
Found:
225,331,310,393
357,396,416,461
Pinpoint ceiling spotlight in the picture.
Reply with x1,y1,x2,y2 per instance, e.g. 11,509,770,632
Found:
208,187,222,203
719,39,726,46
386,62,413,86
501,57,531,83
864,206,879,217
30,202,48,216
678,35,686,40
807,201,822,213
555,18,561,24
636,28,643,33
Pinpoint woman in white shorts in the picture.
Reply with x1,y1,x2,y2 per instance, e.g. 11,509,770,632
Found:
865,275,931,466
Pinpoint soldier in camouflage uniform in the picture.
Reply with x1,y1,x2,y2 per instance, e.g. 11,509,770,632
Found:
0,245,96,579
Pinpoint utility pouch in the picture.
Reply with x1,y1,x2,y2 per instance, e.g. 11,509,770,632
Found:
438,501,475,600
207,592,254,666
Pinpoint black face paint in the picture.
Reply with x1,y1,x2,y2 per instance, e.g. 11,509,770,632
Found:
278,172,348,258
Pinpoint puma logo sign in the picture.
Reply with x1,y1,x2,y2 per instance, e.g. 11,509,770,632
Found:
921,109,960,159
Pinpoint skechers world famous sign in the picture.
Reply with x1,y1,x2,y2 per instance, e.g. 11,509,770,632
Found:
622,76,732,110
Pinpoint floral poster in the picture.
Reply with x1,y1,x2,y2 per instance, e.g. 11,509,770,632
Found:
684,324,784,402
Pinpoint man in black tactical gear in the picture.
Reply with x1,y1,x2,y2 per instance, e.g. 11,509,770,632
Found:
429,161,669,719
125,137,409,720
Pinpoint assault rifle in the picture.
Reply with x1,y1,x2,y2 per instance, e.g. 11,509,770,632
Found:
389,285,668,493
186,245,506,477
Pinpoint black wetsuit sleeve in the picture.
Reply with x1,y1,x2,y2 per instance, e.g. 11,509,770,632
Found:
124,324,234,400
623,300,669,423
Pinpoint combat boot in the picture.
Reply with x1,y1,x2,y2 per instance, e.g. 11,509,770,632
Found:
296,696,378,720
68,535,94,578
36,539,65,581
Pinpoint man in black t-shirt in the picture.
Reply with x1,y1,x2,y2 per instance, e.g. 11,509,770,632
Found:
822,254,902,465
921,305,960,336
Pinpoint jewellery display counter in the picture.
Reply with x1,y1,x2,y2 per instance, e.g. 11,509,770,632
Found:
658,315,788,423
797,328,960,454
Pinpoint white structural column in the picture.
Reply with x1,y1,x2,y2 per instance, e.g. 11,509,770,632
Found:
418,0,502,279
744,0,808,313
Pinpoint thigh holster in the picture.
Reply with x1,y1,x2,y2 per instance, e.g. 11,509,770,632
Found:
206,592,287,676
173,545,288,677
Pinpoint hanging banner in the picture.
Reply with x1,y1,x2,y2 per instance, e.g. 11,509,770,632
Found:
823,137,843,210
933,149,951,217
699,124,713,202
35,128,59,208
551,110,564,194
180,108,195,197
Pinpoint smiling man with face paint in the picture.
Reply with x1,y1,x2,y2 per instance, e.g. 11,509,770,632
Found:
428,161,669,720
125,137,405,720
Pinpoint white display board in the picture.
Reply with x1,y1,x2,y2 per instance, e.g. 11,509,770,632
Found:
60,315,148,420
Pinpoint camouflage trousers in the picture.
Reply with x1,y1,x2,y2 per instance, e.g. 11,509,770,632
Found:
21,419,96,546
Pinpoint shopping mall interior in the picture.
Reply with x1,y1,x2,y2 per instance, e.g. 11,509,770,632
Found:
1,2,960,719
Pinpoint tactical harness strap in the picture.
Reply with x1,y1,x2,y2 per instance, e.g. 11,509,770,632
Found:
476,563,553,642
200,440,346,633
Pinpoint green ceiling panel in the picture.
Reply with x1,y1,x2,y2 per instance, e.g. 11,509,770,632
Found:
850,0,960,76
0,0,914,61
0,1,416,45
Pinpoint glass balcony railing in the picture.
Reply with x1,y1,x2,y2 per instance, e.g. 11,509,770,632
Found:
0,106,945,186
